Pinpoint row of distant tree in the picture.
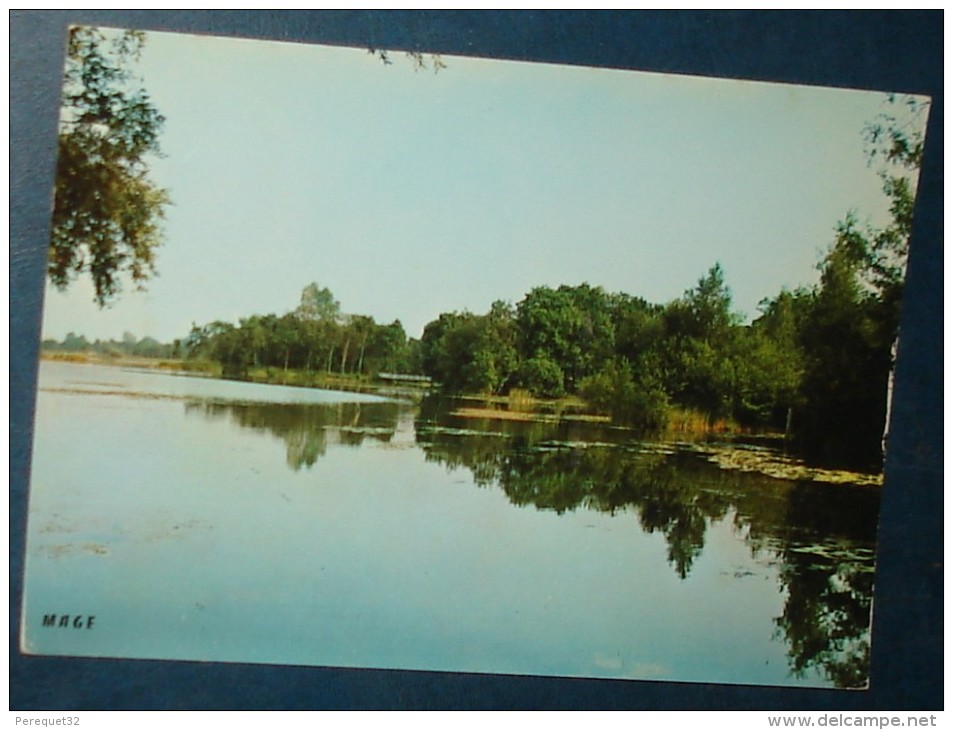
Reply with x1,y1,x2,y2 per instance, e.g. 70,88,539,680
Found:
42,331,173,359
181,283,418,378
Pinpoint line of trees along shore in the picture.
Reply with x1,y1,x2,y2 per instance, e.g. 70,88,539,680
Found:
417,260,885,469
416,96,925,470
178,204,905,470
42,226,910,471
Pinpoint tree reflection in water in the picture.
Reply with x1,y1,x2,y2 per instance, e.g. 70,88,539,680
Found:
415,395,880,688
183,400,401,470
769,487,878,688
184,393,880,688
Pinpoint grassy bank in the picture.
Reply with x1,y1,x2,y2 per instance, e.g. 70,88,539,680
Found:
41,350,221,374
41,350,432,398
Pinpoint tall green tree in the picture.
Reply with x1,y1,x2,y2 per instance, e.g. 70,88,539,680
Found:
295,282,341,323
365,320,410,374
49,27,170,306
679,263,736,341
659,264,741,419
863,96,926,284
794,95,928,467
796,223,893,465
745,289,810,427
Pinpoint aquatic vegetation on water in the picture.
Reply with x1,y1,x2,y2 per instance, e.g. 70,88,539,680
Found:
691,444,882,487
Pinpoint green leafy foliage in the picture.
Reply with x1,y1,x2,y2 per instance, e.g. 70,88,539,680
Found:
579,360,669,430
789,95,928,467
514,356,565,398
516,284,615,391
420,302,518,394
50,27,170,306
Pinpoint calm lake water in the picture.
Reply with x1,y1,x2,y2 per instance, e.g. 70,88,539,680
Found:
22,360,880,688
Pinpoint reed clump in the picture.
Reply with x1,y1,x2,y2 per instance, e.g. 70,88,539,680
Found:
506,388,534,412
665,407,737,435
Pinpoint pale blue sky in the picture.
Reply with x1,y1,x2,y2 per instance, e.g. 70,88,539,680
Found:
41,28,927,343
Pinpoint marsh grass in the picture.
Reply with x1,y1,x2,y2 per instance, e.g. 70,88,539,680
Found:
665,407,737,435
507,388,534,412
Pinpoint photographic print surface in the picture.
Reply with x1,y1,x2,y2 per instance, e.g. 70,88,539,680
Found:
22,27,930,688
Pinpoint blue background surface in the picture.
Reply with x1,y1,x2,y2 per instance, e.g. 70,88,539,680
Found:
10,10,942,710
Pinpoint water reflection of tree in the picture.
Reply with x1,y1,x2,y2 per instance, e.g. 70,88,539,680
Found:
416,403,880,688
417,420,733,577
767,484,879,689
184,400,400,471
775,546,874,688
501,448,737,578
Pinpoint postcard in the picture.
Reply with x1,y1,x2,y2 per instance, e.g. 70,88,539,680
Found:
21,26,931,689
